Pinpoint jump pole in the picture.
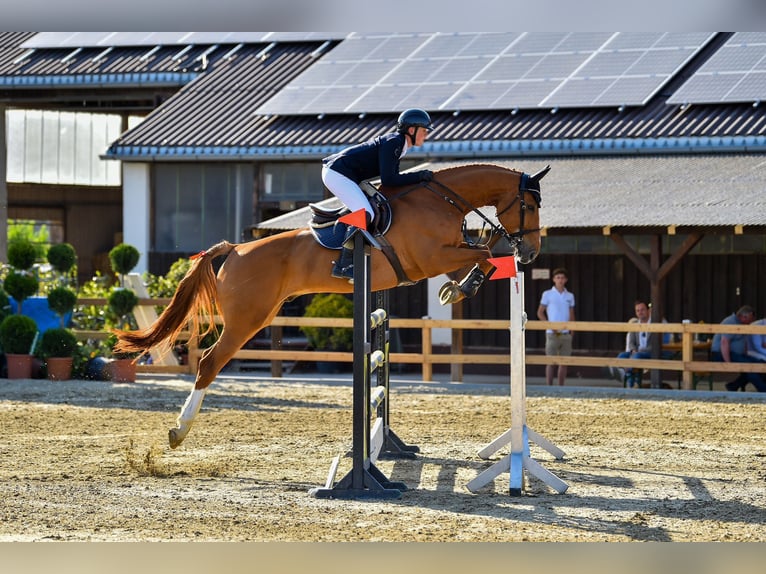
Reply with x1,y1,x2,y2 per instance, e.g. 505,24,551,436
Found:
310,210,417,500
466,257,568,496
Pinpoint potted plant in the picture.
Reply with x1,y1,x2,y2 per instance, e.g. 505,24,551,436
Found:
105,287,140,382
47,286,78,328
108,243,140,287
300,293,354,373
0,314,38,379
102,332,138,383
38,327,79,380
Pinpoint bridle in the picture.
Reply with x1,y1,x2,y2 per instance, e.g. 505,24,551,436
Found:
420,172,542,251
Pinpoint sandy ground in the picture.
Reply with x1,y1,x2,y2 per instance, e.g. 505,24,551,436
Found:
1,372,765,542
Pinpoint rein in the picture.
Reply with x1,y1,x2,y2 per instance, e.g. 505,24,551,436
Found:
420,173,542,250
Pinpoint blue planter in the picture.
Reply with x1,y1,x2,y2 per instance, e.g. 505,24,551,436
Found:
8,296,72,334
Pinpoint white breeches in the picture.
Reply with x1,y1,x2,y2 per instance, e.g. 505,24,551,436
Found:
321,166,374,219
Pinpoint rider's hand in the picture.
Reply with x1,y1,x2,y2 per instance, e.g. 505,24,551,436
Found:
419,170,434,182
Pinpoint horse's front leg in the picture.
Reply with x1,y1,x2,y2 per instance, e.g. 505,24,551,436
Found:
437,260,492,305
438,257,497,305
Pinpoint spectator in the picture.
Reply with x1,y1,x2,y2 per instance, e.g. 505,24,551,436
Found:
748,317,766,362
711,305,766,392
537,267,575,386
610,299,672,387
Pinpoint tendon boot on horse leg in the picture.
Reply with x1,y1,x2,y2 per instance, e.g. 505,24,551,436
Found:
438,263,488,305
169,387,207,448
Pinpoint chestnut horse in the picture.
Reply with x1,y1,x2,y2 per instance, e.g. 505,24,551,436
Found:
114,163,549,448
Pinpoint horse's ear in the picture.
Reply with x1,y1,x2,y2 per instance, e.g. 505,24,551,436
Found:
531,164,551,182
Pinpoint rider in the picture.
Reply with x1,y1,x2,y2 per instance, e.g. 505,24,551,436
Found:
321,108,435,280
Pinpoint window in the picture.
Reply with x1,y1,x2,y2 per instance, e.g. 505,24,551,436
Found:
154,163,254,252
260,163,324,202
5,109,126,186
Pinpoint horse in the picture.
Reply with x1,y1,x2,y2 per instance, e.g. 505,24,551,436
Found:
113,163,549,448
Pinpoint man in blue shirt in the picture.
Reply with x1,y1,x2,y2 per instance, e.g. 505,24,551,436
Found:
711,305,766,392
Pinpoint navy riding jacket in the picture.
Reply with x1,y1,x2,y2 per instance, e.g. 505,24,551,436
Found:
322,132,429,187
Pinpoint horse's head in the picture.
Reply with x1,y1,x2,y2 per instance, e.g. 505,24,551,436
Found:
495,165,548,264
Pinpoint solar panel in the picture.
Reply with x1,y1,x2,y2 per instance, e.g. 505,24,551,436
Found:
256,32,715,115
21,32,345,49
668,32,766,105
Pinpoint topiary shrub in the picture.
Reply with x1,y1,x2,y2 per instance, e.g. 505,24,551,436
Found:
47,243,77,275
47,286,78,327
38,327,79,358
300,293,354,351
0,314,38,355
3,271,39,313
7,239,38,271
108,287,139,325
109,243,140,286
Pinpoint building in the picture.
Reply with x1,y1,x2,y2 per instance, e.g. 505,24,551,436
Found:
2,32,766,358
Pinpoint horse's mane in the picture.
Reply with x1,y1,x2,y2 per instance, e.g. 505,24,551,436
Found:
434,163,522,176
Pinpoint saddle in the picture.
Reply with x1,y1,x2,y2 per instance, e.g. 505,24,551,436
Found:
309,186,414,286
309,189,392,250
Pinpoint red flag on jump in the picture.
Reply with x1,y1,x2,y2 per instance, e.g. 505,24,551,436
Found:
488,256,517,280
338,208,368,230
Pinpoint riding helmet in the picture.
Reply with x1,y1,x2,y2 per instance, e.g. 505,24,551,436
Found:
396,108,433,133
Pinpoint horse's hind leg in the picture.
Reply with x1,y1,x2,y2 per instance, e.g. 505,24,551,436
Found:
168,324,261,449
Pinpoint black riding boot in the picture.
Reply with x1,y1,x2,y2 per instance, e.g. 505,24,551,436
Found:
331,228,356,281
331,212,372,281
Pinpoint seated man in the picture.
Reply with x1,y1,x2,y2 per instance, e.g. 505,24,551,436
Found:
748,317,766,362
610,299,672,387
711,305,766,392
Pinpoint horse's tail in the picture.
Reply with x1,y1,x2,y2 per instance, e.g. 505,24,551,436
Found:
113,240,237,356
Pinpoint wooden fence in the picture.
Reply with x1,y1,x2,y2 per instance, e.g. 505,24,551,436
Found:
72,297,766,390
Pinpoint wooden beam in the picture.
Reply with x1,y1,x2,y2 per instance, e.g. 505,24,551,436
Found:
602,225,611,236
735,224,744,235
609,233,652,277
656,231,703,282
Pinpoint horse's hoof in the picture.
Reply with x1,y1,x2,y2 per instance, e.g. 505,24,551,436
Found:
168,428,184,449
438,281,461,305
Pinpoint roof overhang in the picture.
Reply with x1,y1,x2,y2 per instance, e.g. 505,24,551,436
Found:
253,154,766,235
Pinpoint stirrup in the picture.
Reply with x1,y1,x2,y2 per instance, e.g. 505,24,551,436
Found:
331,246,354,280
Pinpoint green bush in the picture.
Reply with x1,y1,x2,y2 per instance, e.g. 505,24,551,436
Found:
3,272,39,312
38,327,78,358
7,239,38,271
109,244,140,277
108,288,139,320
300,293,353,351
8,221,48,261
47,286,78,326
0,314,38,355
47,243,77,274
144,257,192,298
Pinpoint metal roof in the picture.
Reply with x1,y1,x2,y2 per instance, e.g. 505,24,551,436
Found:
4,32,766,159
254,154,766,232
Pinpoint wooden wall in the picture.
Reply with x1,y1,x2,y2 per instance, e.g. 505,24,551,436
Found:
8,182,122,284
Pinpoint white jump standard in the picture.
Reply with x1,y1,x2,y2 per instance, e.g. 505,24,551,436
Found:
466,263,569,496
